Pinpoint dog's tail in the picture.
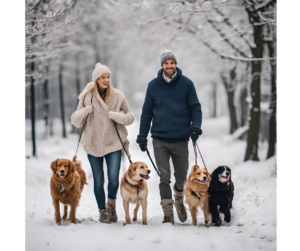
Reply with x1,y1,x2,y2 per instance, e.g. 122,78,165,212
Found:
73,155,88,185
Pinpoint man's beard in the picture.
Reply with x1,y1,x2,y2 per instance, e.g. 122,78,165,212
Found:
163,68,176,77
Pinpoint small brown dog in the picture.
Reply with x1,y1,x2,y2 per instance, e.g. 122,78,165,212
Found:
184,165,211,226
50,156,87,225
120,162,150,225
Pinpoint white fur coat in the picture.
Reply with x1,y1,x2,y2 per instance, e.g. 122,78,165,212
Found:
71,82,134,158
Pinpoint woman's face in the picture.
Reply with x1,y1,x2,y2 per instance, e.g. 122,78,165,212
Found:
97,73,110,89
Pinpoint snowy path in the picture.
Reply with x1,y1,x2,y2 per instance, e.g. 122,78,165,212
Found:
26,118,276,251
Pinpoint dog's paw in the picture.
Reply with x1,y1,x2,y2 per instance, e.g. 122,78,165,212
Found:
132,217,137,221
70,219,77,224
215,218,222,226
205,222,211,228
142,221,147,225
55,216,62,226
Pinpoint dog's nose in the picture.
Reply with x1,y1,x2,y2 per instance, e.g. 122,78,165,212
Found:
147,170,151,174
203,176,207,180
226,172,230,176
60,170,65,173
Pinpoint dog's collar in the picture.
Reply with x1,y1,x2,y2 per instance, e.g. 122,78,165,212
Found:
191,190,201,200
55,183,70,193
125,178,143,199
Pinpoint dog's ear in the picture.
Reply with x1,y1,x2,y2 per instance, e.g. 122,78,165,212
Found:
210,167,220,180
69,160,75,174
205,168,211,182
192,164,199,172
130,162,138,171
50,159,58,174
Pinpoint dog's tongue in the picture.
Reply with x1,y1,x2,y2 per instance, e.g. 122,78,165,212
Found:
200,180,206,184
224,176,228,179
143,175,150,179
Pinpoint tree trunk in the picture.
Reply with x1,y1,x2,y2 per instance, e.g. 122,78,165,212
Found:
227,90,238,134
30,63,36,157
240,86,248,127
30,16,36,156
71,59,81,134
221,66,238,134
212,82,217,118
43,65,49,127
266,39,276,159
59,63,66,138
244,23,263,161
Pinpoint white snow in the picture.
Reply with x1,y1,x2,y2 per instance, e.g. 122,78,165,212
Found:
26,117,276,251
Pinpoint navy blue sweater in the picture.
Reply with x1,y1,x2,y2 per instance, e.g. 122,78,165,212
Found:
136,67,202,143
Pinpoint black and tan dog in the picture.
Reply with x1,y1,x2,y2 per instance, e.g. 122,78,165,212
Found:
208,165,234,226
120,161,151,225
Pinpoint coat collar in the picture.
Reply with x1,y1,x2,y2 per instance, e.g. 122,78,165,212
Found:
157,67,182,85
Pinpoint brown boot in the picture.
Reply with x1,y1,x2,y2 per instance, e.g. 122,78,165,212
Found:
99,209,111,224
173,184,187,223
106,197,117,223
160,199,174,225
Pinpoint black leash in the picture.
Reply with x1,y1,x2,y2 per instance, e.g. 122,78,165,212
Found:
191,190,201,200
145,146,161,177
113,121,133,164
114,121,160,177
125,178,143,199
75,94,94,157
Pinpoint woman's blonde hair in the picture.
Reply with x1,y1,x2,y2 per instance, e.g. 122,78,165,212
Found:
83,77,111,105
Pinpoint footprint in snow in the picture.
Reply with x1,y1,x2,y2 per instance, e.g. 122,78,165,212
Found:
152,239,161,244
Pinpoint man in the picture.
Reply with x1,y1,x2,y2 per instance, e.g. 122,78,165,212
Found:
136,50,202,224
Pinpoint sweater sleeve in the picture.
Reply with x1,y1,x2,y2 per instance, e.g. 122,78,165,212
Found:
71,99,88,128
187,81,202,134
136,86,154,143
108,97,134,126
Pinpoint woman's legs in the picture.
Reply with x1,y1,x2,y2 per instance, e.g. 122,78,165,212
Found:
87,154,106,210
105,150,121,199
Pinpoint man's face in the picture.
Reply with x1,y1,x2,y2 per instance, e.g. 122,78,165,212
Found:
162,59,176,77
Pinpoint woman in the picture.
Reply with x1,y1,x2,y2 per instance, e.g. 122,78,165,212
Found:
71,63,134,224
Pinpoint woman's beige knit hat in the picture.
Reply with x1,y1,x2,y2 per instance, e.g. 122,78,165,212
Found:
92,63,111,82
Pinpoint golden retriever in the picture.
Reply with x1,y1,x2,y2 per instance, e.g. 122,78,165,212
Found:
184,165,211,226
120,161,151,225
50,156,87,225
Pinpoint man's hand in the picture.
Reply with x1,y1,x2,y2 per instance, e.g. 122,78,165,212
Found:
139,141,147,152
189,129,202,143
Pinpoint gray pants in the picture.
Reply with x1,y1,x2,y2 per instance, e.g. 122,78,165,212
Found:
153,139,189,200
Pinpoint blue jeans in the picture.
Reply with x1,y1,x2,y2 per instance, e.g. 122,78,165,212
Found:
87,150,121,210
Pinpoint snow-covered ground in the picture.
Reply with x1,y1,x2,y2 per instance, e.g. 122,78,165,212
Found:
26,117,276,251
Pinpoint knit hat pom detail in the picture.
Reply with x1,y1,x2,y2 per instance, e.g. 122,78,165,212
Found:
92,63,112,82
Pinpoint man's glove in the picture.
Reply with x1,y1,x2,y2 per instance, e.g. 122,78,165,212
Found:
139,141,147,152
189,129,202,143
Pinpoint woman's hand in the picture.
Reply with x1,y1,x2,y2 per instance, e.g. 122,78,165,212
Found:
84,105,93,114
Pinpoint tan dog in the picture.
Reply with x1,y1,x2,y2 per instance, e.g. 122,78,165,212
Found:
120,162,151,225
50,156,87,225
184,165,211,226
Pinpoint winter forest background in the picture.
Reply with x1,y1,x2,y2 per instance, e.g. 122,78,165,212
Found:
25,1,277,251
25,0,276,161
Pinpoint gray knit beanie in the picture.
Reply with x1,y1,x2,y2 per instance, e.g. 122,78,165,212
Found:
92,63,111,82
160,50,177,66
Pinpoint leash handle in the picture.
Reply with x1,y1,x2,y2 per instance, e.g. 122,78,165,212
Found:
145,146,161,177
75,93,94,157
192,140,197,165
195,141,207,168
113,121,133,164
